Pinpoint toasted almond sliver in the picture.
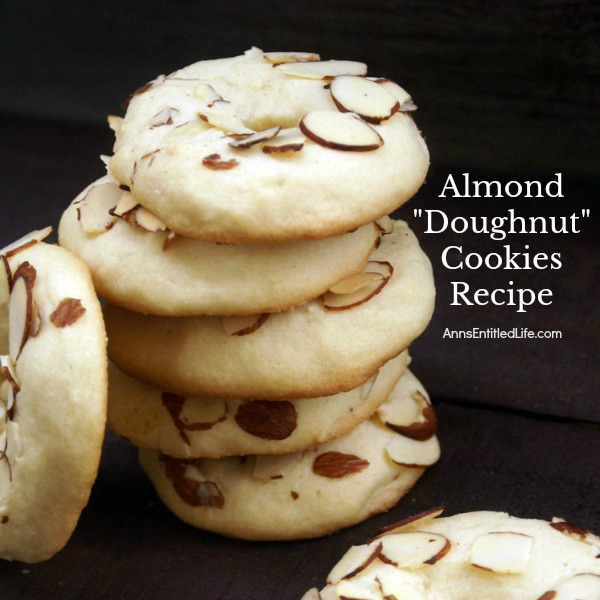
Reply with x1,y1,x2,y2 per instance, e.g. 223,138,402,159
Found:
326,541,382,585
113,190,139,217
323,261,392,311
134,206,168,232
386,434,441,468
300,110,383,152
471,532,533,574
222,313,268,336
228,126,281,149
0,227,53,259
328,271,384,295
330,75,399,123
275,59,367,80
77,182,122,233
262,51,320,65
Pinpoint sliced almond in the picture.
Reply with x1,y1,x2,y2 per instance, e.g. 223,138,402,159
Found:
537,573,600,600
107,114,123,132
299,589,322,600
262,127,306,154
162,456,225,508
374,507,445,539
550,518,600,546
134,206,168,232
8,263,36,361
369,78,417,112
471,531,532,574
0,226,52,259
29,299,41,337
330,75,399,124
228,126,281,149
323,261,392,311
167,395,228,429
202,153,240,171
163,230,177,251
374,215,394,235
252,452,302,480
275,60,367,80
0,256,11,306
378,387,437,441
375,563,428,600
300,111,383,152
222,313,268,336
262,51,320,65
385,433,441,468
313,451,370,479
327,541,382,585
168,121,207,139
149,106,179,128
113,190,139,217
328,272,384,296
49,297,86,328
194,83,224,104
5,385,15,415
334,571,381,599
197,99,253,135
378,531,450,568
77,182,122,233
235,400,297,440
183,463,225,508
0,355,19,393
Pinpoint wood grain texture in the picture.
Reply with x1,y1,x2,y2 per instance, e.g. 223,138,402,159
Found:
1,0,598,179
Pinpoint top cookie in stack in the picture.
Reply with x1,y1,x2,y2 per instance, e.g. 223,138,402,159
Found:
58,47,437,539
107,47,429,245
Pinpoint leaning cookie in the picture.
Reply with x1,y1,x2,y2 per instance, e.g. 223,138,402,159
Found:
138,372,440,541
105,219,434,400
109,47,429,243
108,351,411,458
58,174,379,316
0,230,107,562
304,508,600,600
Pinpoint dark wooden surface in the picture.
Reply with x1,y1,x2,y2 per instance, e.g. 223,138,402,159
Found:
0,1,599,598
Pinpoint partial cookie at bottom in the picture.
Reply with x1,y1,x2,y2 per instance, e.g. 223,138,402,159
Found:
305,509,600,600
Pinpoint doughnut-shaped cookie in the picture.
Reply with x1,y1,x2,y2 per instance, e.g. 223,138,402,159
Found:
105,219,435,400
138,370,440,540
304,509,600,600
109,47,429,243
0,232,107,562
58,175,379,316
107,352,410,458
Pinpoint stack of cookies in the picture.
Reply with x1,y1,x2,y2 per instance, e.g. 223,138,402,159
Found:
58,47,439,540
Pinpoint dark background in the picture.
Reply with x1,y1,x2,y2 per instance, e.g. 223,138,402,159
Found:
0,1,598,598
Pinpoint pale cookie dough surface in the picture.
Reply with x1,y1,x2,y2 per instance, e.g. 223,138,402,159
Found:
108,352,409,458
309,510,600,600
109,47,429,243
0,240,107,563
58,175,379,316
138,370,440,541
105,220,435,400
